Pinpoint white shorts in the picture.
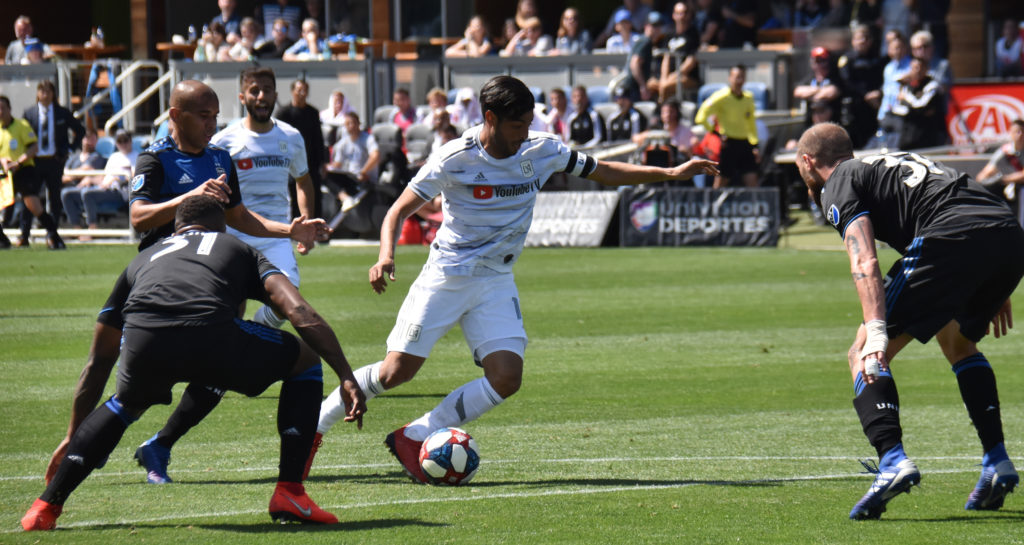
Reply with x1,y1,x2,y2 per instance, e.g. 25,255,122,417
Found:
252,238,300,287
386,266,528,362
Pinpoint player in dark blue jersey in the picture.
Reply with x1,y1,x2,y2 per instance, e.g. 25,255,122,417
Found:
22,196,365,531
795,122,1022,520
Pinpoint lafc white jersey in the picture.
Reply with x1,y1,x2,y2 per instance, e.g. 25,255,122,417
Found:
212,120,309,248
409,125,595,275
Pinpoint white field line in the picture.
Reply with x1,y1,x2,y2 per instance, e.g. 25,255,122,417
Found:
4,466,978,532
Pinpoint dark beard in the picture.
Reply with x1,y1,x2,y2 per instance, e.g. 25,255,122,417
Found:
246,103,272,123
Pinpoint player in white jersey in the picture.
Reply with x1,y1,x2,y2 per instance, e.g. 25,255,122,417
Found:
211,66,316,328
306,75,718,482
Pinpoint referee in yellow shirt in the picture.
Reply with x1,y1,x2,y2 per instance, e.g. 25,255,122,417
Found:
0,95,65,249
695,64,759,188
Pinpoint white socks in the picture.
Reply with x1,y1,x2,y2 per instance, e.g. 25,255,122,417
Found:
316,361,383,434
253,305,285,329
404,377,504,442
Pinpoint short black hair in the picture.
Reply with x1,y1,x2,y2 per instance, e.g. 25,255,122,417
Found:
240,66,276,88
479,75,535,121
175,195,225,231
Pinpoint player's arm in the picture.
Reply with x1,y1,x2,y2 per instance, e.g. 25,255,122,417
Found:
693,94,716,133
263,274,366,427
588,156,719,187
843,214,888,382
370,187,429,294
293,172,316,220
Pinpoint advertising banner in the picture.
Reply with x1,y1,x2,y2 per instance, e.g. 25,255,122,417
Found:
946,82,1024,146
620,187,779,247
526,191,620,247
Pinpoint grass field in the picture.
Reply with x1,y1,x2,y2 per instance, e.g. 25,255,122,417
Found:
2,231,1023,544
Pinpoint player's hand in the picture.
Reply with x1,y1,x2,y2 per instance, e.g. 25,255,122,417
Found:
369,258,396,294
858,352,889,385
989,299,1013,339
672,158,719,180
191,174,232,204
289,216,331,254
45,436,71,484
340,377,366,429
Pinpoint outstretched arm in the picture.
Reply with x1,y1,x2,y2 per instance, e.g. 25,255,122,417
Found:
587,157,719,187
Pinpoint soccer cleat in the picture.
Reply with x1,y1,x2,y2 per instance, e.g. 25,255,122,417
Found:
134,434,173,484
0,233,11,249
384,426,429,484
302,432,323,481
965,459,1019,510
849,458,921,520
46,233,66,250
268,482,338,524
21,498,62,531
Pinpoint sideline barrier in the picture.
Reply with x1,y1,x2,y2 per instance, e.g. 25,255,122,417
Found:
526,191,619,247
620,187,780,247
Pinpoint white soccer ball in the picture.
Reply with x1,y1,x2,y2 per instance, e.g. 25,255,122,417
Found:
418,427,480,486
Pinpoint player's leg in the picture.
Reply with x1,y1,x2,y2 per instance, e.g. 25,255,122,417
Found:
20,192,64,248
252,241,300,329
23,396,144,531
134,383,224,484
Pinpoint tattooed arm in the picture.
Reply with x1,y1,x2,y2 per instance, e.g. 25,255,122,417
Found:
844,214,887,324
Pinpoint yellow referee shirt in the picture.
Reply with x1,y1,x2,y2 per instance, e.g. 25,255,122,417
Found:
0,118,37,167
694,87,758,146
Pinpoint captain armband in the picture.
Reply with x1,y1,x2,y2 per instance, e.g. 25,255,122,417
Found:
565,151,596,178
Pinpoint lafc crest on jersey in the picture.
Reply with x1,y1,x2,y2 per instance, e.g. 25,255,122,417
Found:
520,160,534,178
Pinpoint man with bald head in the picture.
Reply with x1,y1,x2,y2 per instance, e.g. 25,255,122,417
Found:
796,122,1023,520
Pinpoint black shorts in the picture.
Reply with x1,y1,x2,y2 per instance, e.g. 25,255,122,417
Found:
116,319,300,408
12,165,43,195
718,138,757,180
884,227,1024,343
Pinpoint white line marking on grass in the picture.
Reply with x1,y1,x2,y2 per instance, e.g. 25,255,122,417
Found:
3,467,979,532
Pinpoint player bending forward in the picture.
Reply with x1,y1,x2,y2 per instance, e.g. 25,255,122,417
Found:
305,75,718,482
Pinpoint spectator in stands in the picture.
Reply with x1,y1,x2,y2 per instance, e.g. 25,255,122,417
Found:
622,12,666,102
445,15,494,58
567,85,605,148
502,16,552,57
60,130,106,239
838,24,886,148
719,0,758,48
5,16,53,65
551,7,593,56
607,85,648,142
211,0,242,44
495,18,519,51
793,47,843,129
870,29,911,149
417,88,449,129
227,17,264,61
64,130,133,239
596,0,653,48
22,38,47,65
892,56,946,150
909,30,951,93
879,0,911,56
194,21,231,61
448,87,483,130
390,87,418,135
995,19,1023,78
695,64,759,188
23,79,85,226
514,0,540,31
274,79,325,218
635,98,694,156
694,0,722,49
283,18,328,60
260,0,304,42
542,87,572,143
977,118,1024,225
320,90,354,147
326,111,379,211
605,10,641,54
428,108,454,155
659,2,701,102
254,18,294,59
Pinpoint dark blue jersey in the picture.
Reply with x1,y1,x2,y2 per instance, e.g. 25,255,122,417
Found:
130,137,243,250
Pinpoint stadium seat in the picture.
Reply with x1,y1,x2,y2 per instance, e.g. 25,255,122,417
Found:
415,104,433,120
593,103,620,129
447,88,459,105
405,123,433,164
528,86,544,104
132,136,150,153
370,123,403,154
587,85,610,105
634,101,658,125
373,105,399,125
95,136,116,159
680,101,697,124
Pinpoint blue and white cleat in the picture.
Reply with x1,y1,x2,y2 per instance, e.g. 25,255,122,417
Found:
134,434,173,484
849,458,921,520
965,459,1018,511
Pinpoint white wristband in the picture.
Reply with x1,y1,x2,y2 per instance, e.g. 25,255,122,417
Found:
860,319,888,360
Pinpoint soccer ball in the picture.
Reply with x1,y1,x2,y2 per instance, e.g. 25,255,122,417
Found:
418,427,480,486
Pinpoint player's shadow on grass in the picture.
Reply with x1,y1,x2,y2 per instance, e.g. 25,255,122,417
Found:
896,510,1024,523
333,470,783,488
74,518,445,533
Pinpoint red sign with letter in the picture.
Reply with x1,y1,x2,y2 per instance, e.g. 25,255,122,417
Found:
946,82,1024,146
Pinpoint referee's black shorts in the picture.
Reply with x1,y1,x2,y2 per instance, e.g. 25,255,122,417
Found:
884,226,1024,343
719,138,758,180
116,318,300,408
11,165,43,196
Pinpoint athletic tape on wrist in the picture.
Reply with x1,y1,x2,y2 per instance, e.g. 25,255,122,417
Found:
860,319,888,360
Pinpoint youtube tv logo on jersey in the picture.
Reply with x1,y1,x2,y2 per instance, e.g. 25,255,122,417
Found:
237,158,254,170
473,185,493,199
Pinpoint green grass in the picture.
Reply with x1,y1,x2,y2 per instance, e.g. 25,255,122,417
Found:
2,237,1023,544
